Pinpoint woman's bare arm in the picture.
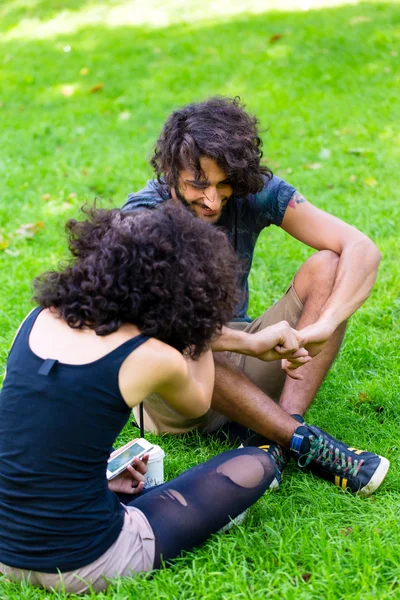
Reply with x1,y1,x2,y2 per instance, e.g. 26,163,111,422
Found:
119,338,214,419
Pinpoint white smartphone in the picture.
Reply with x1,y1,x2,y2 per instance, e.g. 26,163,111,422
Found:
106,438,154,481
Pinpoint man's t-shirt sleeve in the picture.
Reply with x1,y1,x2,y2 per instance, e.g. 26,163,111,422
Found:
122,180,170,211
245,175,296,231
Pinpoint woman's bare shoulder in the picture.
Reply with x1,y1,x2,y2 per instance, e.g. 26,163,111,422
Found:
118,337,187,407
126,336,186,376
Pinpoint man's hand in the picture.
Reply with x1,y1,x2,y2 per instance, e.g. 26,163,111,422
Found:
248,321,312,366
281,320,335,380
281,356,310,380
211,322,311,379
296,319,336,357
108,451,149,495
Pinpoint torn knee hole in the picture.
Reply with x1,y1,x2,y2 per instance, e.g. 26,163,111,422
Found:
217,455,265,488
163,489,188,506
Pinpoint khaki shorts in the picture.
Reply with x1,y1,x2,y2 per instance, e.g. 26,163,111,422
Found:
133,282,304,435
0,506,155,595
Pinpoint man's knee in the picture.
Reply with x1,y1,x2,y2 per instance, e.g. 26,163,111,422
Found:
294,250,339,302
308,249,339,273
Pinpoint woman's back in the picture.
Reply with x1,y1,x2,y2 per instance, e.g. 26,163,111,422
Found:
0,204,241,588
29,308,143,365
0,307,149,573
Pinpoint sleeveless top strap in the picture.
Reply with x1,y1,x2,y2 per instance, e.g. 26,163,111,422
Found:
8,308,150,397
108,333,150,359
7,306,43,360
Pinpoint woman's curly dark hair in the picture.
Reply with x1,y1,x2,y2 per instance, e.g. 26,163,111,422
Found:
151,96,272,196
33,202,241,358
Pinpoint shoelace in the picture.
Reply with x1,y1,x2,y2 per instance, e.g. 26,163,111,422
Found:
298,435,364,477
271,446,288,474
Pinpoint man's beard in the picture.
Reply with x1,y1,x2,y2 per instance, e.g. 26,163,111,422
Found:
174,188,199,217
174,188,224,222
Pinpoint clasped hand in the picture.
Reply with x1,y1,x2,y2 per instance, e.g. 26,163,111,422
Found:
248,320,312,380
248,319,336,380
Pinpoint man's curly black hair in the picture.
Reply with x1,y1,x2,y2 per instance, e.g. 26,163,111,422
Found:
33,202,241,358
151,96,272,196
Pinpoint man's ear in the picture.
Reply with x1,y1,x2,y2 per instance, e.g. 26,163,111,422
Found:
170,188,179,202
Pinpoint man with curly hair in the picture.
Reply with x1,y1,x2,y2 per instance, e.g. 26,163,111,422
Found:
123,96,388,496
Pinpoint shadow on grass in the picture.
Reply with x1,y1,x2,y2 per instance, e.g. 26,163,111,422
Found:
0,1,398,336
1,0,116,27
0,0,382,35
1,2,398,127
0,2,398,208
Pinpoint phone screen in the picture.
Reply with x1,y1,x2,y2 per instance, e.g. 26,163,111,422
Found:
107,442,146,474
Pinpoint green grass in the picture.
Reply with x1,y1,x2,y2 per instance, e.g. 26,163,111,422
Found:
1,0,400,598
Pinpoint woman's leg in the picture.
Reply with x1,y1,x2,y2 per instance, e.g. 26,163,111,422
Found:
114,484,161,506
0,449,275,593
130,447,277,567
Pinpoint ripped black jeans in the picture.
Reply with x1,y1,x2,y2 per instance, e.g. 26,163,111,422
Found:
121,447,277,568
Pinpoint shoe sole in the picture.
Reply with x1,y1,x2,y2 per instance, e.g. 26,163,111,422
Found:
218,509,247,533
358,456,390,497
270,476,280,490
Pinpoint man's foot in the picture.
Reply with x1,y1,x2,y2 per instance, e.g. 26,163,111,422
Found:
241,434,289,490
290,424,390,497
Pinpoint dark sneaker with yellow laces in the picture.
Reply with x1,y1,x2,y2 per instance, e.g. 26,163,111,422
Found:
241,434,289,490
290,424,390,497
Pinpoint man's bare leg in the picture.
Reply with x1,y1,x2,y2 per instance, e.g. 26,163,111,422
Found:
210,250,346,441
209,251,389,495
279,250,345,416
211,354,299,448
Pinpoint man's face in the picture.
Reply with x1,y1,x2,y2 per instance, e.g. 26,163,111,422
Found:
172,157,233,223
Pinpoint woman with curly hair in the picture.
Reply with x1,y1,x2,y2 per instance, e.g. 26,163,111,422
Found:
0,202,280,594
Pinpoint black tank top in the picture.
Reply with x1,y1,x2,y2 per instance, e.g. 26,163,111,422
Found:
0,307,149,573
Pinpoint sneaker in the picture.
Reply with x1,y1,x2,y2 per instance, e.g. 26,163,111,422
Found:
290,424,390,497
239,415,305,490
291,414,305,426
218,509,247,533
241,434,289,490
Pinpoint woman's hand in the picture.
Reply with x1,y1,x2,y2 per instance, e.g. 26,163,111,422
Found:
108,451,149,495
248,321,311,362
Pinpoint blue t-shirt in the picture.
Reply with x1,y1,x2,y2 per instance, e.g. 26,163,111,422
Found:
123,175,296,320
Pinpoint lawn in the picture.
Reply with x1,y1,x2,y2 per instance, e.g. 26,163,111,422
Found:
0,0,400,598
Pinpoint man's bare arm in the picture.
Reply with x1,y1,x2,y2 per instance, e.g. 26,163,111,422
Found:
281,192,381,339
